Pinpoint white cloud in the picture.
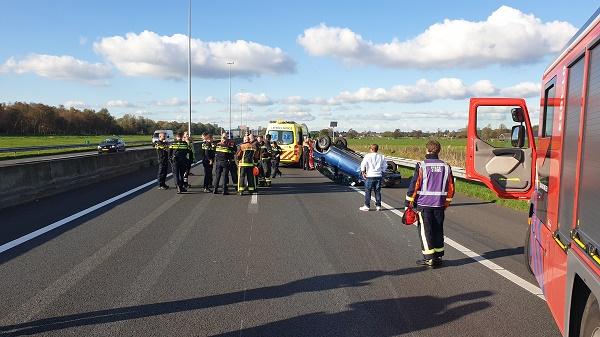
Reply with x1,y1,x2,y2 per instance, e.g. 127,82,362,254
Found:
0,54,112,85
499,82,540,97
94,30,296,79
235,92,274,106
205,96,221,103
282,78,538,106
63,100,90,109
154,97,186,107
106,100,137,108
297,6,577,68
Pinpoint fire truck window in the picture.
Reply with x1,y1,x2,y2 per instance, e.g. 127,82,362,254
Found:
577,45,600,245
476,106,529,148
558,56,585,240
542,84,556,138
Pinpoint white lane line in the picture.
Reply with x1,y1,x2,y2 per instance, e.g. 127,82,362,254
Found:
349,186,545,300
248,193,258,214
0,161,200,255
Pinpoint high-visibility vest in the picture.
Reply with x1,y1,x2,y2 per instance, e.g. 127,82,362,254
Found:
416,159,451,207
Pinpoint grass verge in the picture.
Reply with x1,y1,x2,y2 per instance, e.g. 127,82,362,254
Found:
396,167,529,213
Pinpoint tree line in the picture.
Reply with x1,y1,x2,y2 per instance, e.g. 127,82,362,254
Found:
0,102,220,136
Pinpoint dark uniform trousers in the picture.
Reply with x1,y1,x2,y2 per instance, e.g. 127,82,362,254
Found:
239,166,256,191
158,159,168,186
172,159,187,188
302,146,310,170
203,161,214,188
261,159,272,181
214,160,231,190
417,207,445,260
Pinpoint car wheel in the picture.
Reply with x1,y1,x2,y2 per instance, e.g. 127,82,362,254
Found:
387,161,398,172
318,135,331,151
580,292,600,337
335,138,348,148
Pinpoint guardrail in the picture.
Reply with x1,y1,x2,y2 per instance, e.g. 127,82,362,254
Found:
358,152,467,180
0,141,151,154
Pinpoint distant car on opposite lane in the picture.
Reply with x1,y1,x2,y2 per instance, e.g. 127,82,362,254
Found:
98,138,126,154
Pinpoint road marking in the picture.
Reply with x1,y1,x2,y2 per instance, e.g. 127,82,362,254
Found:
251,193,258,204
248,193,259,214
349,186,545,300
0,161,201,255
0,195,182,326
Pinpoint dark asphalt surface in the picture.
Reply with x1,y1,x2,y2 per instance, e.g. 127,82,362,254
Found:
0,145,153,167
0,166,560,336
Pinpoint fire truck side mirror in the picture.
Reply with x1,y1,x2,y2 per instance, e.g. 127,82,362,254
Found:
511,125,525,148
511,107,525,123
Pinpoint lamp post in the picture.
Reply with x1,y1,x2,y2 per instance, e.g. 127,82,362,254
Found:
187,0,192,135
240,89,245,133
227,61,234,138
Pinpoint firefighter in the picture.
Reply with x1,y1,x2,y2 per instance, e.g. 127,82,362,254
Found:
236,135,259,195
213,132,236,195
261,134,273,186
200,132,216,193
154,132,170,190
405,140,455,267
169,132,193,194
182,132,195,188
249,133,260,186
271,140,282,178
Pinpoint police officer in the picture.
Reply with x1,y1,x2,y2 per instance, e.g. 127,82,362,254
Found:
200,132,216,193
154,132,170,190
259,134,273,186
182,132,195,188
169,132,193,194
213,132,236,195
405,140,455,267
271,140,282,178
236,135,259,195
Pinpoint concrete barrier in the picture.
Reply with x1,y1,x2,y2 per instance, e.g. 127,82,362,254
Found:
0,149,159,210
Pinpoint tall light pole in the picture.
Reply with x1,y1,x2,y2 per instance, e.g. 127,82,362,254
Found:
187,0,192,135
240,89,245,133
227,61,234,138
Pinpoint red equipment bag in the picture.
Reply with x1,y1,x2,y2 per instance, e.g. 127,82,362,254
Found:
402,207,418,226
253,166,260,176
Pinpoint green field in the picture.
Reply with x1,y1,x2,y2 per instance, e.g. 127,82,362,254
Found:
351,138,529,212
0,135,152,160
348,137,468,168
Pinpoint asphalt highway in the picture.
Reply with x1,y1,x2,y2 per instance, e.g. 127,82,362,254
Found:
0,166,560,336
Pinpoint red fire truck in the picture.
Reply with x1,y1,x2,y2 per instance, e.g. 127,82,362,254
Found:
465,7,600,337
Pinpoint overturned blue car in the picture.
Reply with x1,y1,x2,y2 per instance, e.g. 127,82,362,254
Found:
312,136,401,187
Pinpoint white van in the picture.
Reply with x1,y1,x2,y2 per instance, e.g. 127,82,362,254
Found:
152,130,174,144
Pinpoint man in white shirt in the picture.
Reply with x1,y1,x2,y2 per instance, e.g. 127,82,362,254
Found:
359,144,386,211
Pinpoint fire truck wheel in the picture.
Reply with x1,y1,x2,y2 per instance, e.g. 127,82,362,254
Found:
580,293,600,337
524,227,533,275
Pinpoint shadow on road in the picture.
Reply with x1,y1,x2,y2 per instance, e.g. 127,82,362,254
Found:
0,266,495,336
210,291,493,337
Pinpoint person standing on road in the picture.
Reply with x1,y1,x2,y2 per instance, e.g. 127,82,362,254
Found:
213,132,236,195
405,140,455,267
271,141,282,178
182,132,195,188
154,132,170,190
301,135,311,170
236,135,259,195
200,132,216,193
169,132,193,194
359,144,387,211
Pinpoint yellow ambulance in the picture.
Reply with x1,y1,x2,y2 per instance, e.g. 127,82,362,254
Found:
266,120,309,166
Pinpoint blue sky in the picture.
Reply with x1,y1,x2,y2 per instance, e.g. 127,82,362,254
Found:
1,1,598,132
